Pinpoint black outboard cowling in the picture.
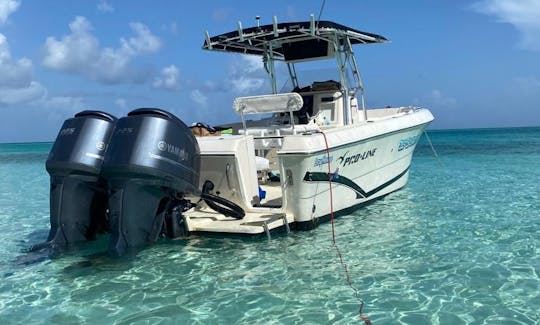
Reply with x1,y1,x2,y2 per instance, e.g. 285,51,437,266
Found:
102,108,200,256
45,110,117,248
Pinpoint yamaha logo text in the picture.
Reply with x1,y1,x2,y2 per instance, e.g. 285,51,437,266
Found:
157,141,189,161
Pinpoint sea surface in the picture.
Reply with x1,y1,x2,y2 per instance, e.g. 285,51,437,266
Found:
0,127,539,324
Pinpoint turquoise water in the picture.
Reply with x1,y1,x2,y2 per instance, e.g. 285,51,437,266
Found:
1,127,539,324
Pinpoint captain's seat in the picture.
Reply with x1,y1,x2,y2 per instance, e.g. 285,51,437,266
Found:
292,86,314,124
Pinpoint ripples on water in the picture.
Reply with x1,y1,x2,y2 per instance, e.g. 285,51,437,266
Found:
0,128,539,324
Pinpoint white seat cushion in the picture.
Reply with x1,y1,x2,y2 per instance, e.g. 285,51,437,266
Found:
255,156,270,170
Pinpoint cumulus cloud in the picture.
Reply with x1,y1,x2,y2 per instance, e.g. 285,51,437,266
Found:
0,0,20,25
0,81,45,104
195,56,266,95
153,65,180,90
190,89,207,107
97,1,114,13
38,95,85,110
0,34,33,87
33,95,87,124
242,55,264,74
42,16,161,83
0,33,46,104
230,76,264,93
122,22,161,54
472,0,540,50
229,55,266,93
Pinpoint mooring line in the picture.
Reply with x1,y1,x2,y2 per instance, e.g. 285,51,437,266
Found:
318,131,371,324
423,130,444,168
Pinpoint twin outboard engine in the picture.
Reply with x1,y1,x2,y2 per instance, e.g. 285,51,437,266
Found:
39,108,203,256
101,108,200,256
45,110,117,247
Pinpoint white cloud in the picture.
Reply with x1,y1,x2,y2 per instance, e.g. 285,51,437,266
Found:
33,95,87,124
197,56,266,94
190,89,207,107
0,81,45,104
428,89,457,107
0,33,34,87
0,33,46,105
97,1,114,13
38,95,85,110
121,22,161,54
243,55,263,74
153,65,180,90
472,0,540,50
42,17,99,71
230,76,265,93
42,16,161,83
229,56,266,93
0,0,20,25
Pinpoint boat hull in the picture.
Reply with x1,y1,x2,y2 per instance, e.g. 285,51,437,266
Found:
278,109,432,226
182,108,433,235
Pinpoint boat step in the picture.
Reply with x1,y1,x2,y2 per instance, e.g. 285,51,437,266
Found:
241,213,291,239
185,210,293,235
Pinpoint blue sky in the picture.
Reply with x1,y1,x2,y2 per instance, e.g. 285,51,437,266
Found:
0,0,539,142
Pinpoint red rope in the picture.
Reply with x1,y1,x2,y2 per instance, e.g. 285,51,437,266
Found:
319,131,336,243
318,131,371,324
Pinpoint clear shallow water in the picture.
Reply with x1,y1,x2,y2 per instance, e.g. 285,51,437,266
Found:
0,128,539,324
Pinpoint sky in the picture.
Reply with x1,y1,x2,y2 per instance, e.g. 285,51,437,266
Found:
0,0,539,142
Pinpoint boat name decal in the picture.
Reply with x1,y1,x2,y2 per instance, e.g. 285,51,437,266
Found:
398,135,420,151
314,155,334,167
157,140,189,161
337,148,377,167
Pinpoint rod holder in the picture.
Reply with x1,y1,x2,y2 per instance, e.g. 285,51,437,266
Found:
204,31,212,49
237,21,244,42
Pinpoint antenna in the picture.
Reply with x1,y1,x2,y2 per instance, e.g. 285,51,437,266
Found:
317,0,327,24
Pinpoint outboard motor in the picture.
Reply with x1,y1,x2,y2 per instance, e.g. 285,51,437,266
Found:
44,110,117,248
102,108,200,256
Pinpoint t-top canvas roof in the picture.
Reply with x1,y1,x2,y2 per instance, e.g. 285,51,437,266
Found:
203,20,388,62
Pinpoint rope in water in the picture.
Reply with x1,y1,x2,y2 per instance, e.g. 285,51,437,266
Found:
423,130,444,168
318,131,371,325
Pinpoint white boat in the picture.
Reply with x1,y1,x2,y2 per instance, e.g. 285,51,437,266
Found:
182,17,434,236
39,16,433,255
